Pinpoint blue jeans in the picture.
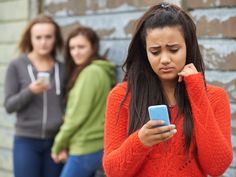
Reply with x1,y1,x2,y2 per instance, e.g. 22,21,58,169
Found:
60,150,103,177
13,136,63,177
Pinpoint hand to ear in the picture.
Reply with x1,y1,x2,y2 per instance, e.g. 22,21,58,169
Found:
178,63,198,82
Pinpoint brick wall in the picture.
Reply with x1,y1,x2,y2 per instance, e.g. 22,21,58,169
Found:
44,0,182,81
186,0,236,176
45,0,236,176
0,1,29,176
0,0,235,176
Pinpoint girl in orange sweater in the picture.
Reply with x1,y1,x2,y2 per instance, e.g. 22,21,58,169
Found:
103,2,233,177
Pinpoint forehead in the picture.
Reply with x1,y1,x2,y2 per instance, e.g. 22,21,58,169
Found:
146,26,185,45
31,23,55,35
69,34,90,45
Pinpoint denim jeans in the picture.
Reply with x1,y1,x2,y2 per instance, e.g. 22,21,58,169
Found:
60,150,103,177
13,136,63,177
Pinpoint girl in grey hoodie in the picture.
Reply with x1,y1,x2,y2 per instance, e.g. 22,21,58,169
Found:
4,15,66,177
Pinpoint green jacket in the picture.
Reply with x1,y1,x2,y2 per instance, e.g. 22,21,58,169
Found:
52,60,115,155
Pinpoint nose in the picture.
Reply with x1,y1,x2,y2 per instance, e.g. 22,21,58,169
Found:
160,53,171,65
41,38,47,45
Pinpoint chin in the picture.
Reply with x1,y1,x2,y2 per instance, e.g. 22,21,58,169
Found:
38,51,51,56
159,75,178,81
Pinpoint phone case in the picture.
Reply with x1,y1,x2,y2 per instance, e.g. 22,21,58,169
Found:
148,105,170,126
37,72,50,85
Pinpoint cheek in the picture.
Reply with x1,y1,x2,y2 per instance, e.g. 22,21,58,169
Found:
31,38,38,47
70,48,77,58
147,54,160,69
48,38,56,46
177,53,186,69
84,48,93,57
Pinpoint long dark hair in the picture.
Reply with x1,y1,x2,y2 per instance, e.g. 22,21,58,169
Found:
18,15,63,58
122,2,205,151
65,26,103,98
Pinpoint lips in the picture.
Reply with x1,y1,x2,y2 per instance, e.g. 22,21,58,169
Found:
160,67,175,73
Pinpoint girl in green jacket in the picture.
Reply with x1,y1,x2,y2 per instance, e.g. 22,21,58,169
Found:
51,26,115,177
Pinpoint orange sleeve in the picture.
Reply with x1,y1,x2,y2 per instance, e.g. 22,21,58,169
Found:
103,83,152,177
184,73,233,176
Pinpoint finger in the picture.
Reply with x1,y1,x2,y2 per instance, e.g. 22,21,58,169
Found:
145,120,164,129
51,154,58,163
178,75,182,82
35,80,43,85
153,128,177,141
161,133,174,142
188,63,195,68
152,124,176,134
178,70,186,76
186,63,198,72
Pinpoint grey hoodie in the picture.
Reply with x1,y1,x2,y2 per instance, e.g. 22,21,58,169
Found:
4,55,67,139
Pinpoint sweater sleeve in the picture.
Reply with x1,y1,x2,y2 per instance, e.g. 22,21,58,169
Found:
103,84,152,177
4,61,33,113
184,73,233,176
52,67,99,154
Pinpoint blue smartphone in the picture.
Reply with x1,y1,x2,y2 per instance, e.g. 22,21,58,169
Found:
148,105,170,126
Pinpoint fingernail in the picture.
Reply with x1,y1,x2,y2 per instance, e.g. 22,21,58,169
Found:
171,125,176,129
161,121,165,125
171,129,177,134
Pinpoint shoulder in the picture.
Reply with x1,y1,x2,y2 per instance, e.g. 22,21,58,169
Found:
206,84,229,102
80,60,111,78
9,55,27,65
110,82,128,96
83,63,101,73
82,60,112,74
108,82,130,106
7,55,28,70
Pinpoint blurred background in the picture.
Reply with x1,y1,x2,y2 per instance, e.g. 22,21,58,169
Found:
0,0,235,176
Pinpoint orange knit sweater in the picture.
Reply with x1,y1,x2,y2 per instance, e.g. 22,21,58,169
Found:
103,73,232,177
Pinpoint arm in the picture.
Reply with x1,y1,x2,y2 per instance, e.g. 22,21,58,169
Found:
4,62,33,113
51,68,99,154
184,73,233,176
103,85,152,177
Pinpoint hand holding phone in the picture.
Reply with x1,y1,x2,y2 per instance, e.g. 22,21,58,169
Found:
148,105,170,126
138,105,175,146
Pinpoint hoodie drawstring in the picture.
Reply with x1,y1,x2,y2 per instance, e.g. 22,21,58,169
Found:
54,63,61,95
27,64,36,83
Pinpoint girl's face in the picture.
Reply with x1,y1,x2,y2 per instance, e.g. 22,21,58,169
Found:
31,23,56,56
69,34,93,66
146,26,186,83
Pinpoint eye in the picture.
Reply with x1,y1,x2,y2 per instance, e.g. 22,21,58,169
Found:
36,36,41,40
78,45,85,49
45,35,53,39
150,50,160,56
170,48,179,53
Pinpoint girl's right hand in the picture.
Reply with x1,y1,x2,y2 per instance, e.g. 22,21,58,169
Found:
29,80,49,94
138,120,177,147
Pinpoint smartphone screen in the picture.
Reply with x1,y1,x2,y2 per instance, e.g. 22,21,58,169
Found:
148,105,170,126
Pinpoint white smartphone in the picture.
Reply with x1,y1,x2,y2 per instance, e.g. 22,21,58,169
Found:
37,72,50,86
148,105,170,126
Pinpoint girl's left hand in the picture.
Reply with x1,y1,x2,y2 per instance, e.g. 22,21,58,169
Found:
51,150,68,163
51,153,60,163
178,63,198,82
